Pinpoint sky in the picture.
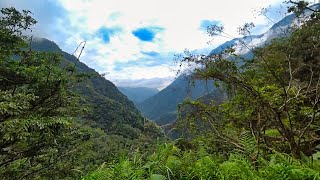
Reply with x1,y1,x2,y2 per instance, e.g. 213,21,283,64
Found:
1,0,311,90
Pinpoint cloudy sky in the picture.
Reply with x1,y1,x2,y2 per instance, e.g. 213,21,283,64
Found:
1,0,306,89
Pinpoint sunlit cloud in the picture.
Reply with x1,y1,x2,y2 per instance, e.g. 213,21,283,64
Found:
0,0,304,89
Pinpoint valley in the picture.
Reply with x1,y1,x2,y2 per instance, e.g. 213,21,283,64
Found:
1,1,320,179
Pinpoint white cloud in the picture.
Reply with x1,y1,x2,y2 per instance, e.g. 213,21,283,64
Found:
55,0,289,89
57,0,285,48
2,0,298,89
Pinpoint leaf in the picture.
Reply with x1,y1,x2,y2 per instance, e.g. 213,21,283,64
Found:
150,174,166,180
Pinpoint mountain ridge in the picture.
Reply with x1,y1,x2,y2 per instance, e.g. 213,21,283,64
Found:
137,4,320,126
137,75,215,124
118,86,159,105
31,37,145,137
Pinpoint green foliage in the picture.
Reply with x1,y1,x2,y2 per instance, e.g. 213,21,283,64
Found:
2,1,320,179
0,7,93,179
0,7,165,179
30,37,156,139
0,7,36,59
150,174,166,180
85,2,320,179
84,143,320,180
176,2,320,159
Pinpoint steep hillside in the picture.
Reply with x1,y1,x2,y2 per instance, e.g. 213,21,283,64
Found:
118,87,159,105
137,75,215,124
31,38,145,137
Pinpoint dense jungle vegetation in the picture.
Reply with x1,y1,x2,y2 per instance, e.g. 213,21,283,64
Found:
0,7,165,179
1,1,320,179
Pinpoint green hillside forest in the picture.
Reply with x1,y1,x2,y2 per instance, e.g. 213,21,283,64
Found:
1,1,320,179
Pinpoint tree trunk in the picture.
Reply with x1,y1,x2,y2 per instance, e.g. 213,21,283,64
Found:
290,142,301,159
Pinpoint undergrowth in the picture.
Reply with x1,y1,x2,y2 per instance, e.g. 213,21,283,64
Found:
83,143,320,180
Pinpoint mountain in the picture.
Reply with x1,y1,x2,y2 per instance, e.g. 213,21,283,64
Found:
31,37,146,138
138,4,320,126
137,75,215,125
210,3,320,56
118,87,159,105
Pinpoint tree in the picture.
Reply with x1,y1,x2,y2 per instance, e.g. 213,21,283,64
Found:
177,1,320,159
0,7,89,179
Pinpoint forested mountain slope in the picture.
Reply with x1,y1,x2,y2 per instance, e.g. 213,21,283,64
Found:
137,75,215,125
0,8,164,178
31,38,145,137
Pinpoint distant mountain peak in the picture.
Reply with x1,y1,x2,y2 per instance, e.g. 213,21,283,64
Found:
210,3,320,56
118,87,159,105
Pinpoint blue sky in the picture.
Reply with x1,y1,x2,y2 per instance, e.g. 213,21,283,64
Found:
1,0,312,89
132,27,164,42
